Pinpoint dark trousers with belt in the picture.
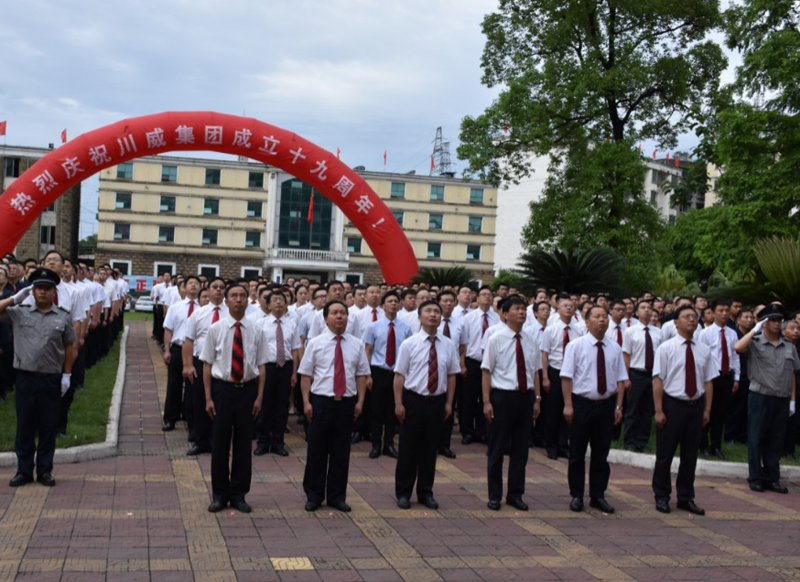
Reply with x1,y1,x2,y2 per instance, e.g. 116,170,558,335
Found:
163,344,184,425
15,371,61,477
211,378,257,503
748,391,790,485
303,394,356,505
703,373,734,452
624,369,655,450
546,366,569,457
396,391,445,500
191,357,213,449
568,395,615,499
256,362,293,448
726,377,750,443
371,366,397,449
487,389,533,502
462,358,486,440
652,394,704,503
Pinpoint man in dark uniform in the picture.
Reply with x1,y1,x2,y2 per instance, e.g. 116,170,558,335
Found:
0,268,77,487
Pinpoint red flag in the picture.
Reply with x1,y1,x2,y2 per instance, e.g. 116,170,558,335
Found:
637,143,642,152
336,147,341,159
383,150,387,166
430,155,435,170
61,129,67,143
307,193,314,225
652,149,657,159
675,157,680,167
665,152,670,162
0,121,6,136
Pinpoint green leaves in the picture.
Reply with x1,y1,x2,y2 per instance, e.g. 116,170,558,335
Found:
515,247,627,296
410,267,476,288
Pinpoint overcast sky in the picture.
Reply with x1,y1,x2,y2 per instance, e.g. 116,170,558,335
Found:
0,0,739,239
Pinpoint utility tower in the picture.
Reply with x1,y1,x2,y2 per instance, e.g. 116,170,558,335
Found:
430,127,454,177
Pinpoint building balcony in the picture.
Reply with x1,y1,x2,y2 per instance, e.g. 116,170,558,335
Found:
263,247,350,270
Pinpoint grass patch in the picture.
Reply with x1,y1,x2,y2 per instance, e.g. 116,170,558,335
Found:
0,336,122,452
122,311,150,322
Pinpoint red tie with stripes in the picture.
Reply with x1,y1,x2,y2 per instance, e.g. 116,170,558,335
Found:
334,336,346,397
231,322,244,383
427,336,438,394
515,333,527,394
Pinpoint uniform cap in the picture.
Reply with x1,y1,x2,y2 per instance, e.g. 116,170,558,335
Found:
30,267,59,288
756,304,785,322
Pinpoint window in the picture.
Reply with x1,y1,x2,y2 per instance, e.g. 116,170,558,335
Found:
46,201,57,212
427,242,441,259
241,267,262,278
393,211,404,227
347,237,362,253
202,229,218,245
4,157,20,178
110,260,131,276
468,216,482,232
117,163,133,180
345,273,363,285
40,226,56,245
154,262,176,277
430,184,444,201
204,198,219,215
160,196,176,213
669,215,676,224
205,168,220,185
466,244,481,261
245,231,261,248
161,165,177,183
246,201,262,218
650,190,657,203
390,182,406,199
469,188,484,205
198,264,219,277
428,213,443,230
158,226,175,243
114,224,131,240
115,192,132,210
248,172,264,188
277,178,333,250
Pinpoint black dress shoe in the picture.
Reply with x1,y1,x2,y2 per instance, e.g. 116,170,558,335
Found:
764,481,789,494
506,498,528,511
186,445,211,456
187,433,196,443
655,499,671,514
397,497,411,510
749,481,765,492
712,448,725,460
487,499,501,511
328,501,351,513
558,448,570,458
461,435,474,445
438,447,456,459
284,427,290,433
589,498,615,514
419,497,439,510
253,446,270,456
162,422,175,432
305,500,321,512
231,500,252,513
369,447,381,459
271,444,289,457
9,473,33,487
37,473,56,487
208,500,227,513
677,500,705,515
546,452,558,460
383,446,399,459
569,497,584,512
350,433,362,444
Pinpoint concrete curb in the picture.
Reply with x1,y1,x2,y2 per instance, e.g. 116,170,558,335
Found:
0,326,128,468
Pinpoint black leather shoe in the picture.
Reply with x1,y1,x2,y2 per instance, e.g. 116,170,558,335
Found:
419,497,439,510
350,433,362,444
677,500,705,515
231,500,252,513
305,500,321,512
37,473,56,487
487,499,501,511
9,473,33,487
590,498,615,514
208,500,226,513
253,446,270,456
506,498,528,511
328,501,351,513
186,445,211,456
271,444,289,457
712,448,725,460
655,499,671,514
383,446,399,459
397,497,411,510
369,446,381,459
749,481,765,492
162,422,175,432
558,448,570,458
546,452,558,460
438,447,456,459
461,435,474,445
764,481,789,494
569,497,584,512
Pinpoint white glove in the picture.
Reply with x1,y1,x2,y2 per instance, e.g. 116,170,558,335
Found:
61,374,71,397
753,319,764,333
12,286,31,304
791,401,796,417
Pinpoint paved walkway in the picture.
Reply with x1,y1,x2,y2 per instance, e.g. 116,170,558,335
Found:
1,321,799,582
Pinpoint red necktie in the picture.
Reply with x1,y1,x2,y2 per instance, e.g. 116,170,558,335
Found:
482,313,489,337
626,319,631,328
685,341,697,397
187,300,194,317
212,306,220,323
443,318,451,339
596,341,607,396
563,325,570,353
427,336,438,394
231,322,244,383
53,289,59,306
385,322,396,367
372,308,378,322
720,328,729,373
276,319,286,367
644,326,654,372
334,336,346,397
616,325,623,347
515,333,527,394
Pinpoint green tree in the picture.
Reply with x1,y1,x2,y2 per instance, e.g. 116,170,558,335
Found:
492,268,524,291
78,234,97,256
411,266,475,288
515,247,626,296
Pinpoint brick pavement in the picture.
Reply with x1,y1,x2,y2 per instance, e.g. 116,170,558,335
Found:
1,321,799,581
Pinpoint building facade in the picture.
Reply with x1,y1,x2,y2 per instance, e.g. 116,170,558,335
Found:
0,145,81,261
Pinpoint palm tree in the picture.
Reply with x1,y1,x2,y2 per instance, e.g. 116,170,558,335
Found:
515,248,626,296
411,266,475,288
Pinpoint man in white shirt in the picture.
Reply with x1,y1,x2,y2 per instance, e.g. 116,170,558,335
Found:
482,297,542,512
202,284,267,514
451,286,473,324
393,300,459,510
661,297,698,341
298,300,370,513
523,299,551,448
355,284,384,339
349,284,367,317
153,273,171,344
397,289,419,328
561,306,627,514
306,281,362,341
436,290,467,458
652,304,716,515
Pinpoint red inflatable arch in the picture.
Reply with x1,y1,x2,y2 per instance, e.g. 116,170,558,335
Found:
0,111,418,284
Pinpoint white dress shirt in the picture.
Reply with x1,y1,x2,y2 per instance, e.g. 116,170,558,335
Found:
652,336,718,401
245,300,261,317
184,302,229,357
163,297,199,346
462,308,501,360
541,318,585,369
698,323,741,381
201,315,269,383
363,317,413,371
661,319,701,342
307,308,362,341
480,321,506,351
605,320,626,347
393,331,460,396
355,305,385,338
481,325,542,391
164,285,180,307
622,323,662,371
438,315,467,347
253,314,302,365
523,318,547,349
66,280,90,322
560,334,628,400
450,305,472,325
297,329,370,397
623,317,639,329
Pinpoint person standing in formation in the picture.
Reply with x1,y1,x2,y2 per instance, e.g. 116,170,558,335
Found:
436,290,466,458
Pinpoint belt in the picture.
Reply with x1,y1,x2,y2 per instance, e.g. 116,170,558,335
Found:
216,378,256,389
573,394,614,405
312,393,355,402
718,370,735,377
665,393,703,406
18,370,60,377
405,390,444,401
265,362,287,368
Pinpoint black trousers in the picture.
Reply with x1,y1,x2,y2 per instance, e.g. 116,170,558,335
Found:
396,391,445,500
0,347,13,399
652,395,704,503
191,357,213,449
726,378,750,443
303,394,356,504
748,391,790,484
442,372,463,446
702,373,734,452
624,369,654,450
73,344,86,388
568,395,615,499
163,344,184,425
15,371,61,477
256,363,293,447
531,369,546,446
371,366,396,448
155,305,165,343
211,379,257,503
546,366,569,457
462,358,486,440
487,389,533,502
57,364,80,436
